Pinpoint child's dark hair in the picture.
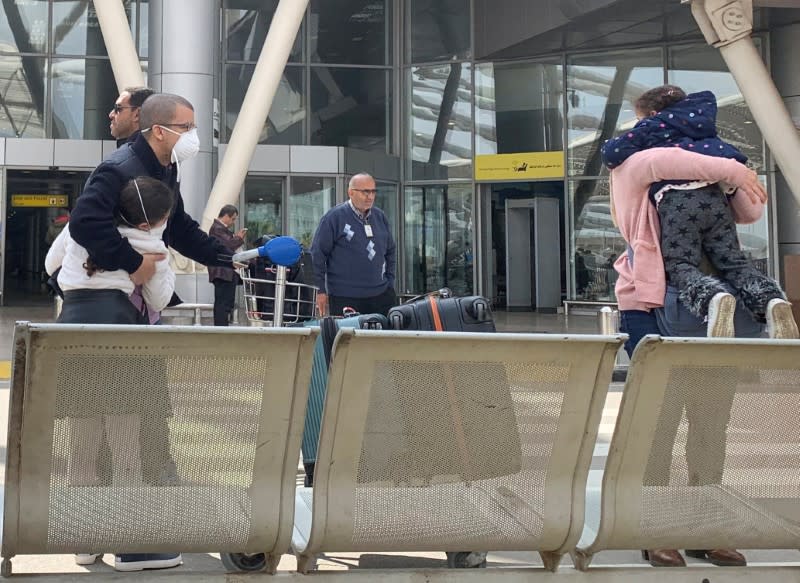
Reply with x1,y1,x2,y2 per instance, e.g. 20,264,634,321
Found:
119,176,175,227
84,177,174,277
635,85,687,117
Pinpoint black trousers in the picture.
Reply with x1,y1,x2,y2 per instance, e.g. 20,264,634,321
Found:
59,289,177,486
659,186,783,319
213,279,237,326
329,286,397,317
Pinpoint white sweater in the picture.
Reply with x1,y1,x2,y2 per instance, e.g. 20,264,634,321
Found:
45,224,175,313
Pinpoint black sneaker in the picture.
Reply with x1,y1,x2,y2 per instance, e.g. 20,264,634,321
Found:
114,553,182,572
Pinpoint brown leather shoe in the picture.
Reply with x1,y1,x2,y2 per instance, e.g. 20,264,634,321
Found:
641,549,686,567
685,549,746,567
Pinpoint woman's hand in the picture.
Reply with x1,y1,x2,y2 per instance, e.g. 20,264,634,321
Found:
737,169,768,205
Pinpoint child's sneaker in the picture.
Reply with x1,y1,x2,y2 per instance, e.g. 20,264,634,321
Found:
766,299,799,339
75,553,102,566
707,292,736,337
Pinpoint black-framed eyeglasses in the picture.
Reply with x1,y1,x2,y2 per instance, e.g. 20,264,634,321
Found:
352,188,378,196
111,104,137,114
159,122,197,132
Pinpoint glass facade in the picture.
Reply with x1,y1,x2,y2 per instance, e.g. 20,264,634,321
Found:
407,63,473,180
288,176,335,248
475,59,564,156
403,184,473,296
0,0,148,139
243,176,284,246
222,0,393,153
406,0,471,63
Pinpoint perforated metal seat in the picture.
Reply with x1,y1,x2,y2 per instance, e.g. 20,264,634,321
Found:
2,322,317,576
292,329,624,572
576,335,800,569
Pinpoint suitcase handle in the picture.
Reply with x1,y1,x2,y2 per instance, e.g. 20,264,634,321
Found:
403,287,452,304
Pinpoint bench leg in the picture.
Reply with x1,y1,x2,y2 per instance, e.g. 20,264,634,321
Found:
1,558,12,578
540,550,562,572
265,553,281,575
296,553,317,574
571,549,593,571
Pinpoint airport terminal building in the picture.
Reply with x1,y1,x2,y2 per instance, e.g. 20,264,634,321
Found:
0,0,798,308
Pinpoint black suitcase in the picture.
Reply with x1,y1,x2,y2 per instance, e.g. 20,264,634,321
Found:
388,295,495,332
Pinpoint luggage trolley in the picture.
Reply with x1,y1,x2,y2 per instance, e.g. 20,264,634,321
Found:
238,264,318,327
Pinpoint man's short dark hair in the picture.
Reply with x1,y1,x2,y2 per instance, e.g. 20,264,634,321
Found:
140,93,194,129
218,204,238,218
125,86,155,108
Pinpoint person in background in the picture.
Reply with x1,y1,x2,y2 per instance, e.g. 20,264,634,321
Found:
311,173,396,317
208,205,246,326
110,86,155,147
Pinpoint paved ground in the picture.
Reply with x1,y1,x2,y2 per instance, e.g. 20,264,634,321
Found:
0,304,797,578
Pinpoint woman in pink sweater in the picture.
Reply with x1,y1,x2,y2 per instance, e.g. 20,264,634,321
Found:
610,146,766,569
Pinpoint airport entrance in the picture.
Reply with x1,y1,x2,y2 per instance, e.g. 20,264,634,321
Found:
1,170,89,306
478,181,565,312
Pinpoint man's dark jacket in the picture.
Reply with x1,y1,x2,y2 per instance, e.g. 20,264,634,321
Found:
70,134,229,273
208,219,244,283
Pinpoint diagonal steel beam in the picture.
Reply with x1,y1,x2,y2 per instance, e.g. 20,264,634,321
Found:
92,0,144,91
201,0,309,231
684,0,800,203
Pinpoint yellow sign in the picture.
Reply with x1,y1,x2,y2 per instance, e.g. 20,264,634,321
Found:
475,151,565,181
11,194,69,208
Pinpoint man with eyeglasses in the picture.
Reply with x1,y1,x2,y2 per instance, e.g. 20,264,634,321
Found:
109,86,154,147
68,93,231,573
311,172,396,317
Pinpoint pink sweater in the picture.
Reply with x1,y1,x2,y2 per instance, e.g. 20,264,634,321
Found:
610,148,763,311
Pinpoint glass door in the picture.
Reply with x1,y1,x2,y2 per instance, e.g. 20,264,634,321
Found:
288,176,335,249
243,176,284,247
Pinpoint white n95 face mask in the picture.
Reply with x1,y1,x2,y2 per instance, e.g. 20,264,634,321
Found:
171,127,200,164
158,126,200,182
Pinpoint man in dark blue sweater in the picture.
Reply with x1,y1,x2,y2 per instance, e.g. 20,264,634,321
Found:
311,173,396,317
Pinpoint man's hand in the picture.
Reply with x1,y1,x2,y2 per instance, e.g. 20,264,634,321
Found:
316,292,328,317
236,228,248,239
737,169,768,205
130,253,167,285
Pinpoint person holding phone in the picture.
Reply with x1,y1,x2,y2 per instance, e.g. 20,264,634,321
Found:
208,205,247,326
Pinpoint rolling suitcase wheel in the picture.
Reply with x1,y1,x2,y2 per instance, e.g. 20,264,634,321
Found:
390,312,405,330
220,552,266,572
446,551,488,568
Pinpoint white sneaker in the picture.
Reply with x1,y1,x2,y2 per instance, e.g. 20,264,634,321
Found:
766,299,799,339
707,292,736,337
75,553,102,566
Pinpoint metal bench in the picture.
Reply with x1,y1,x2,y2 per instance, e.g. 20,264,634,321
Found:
292,329,624,573
1,322,317,577
575,335,800,569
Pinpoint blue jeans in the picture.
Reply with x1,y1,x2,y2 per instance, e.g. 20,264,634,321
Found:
620,308,734,488
619,309,661,358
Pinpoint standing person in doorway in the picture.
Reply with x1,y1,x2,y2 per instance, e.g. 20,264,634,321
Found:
208,205,247,326
311,173,396,317
110,86,155,147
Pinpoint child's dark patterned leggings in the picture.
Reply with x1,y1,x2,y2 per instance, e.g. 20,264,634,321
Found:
658,185,784,321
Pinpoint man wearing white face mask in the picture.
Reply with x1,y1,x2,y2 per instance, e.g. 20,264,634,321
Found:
70,93,230,289
68,94,231,573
